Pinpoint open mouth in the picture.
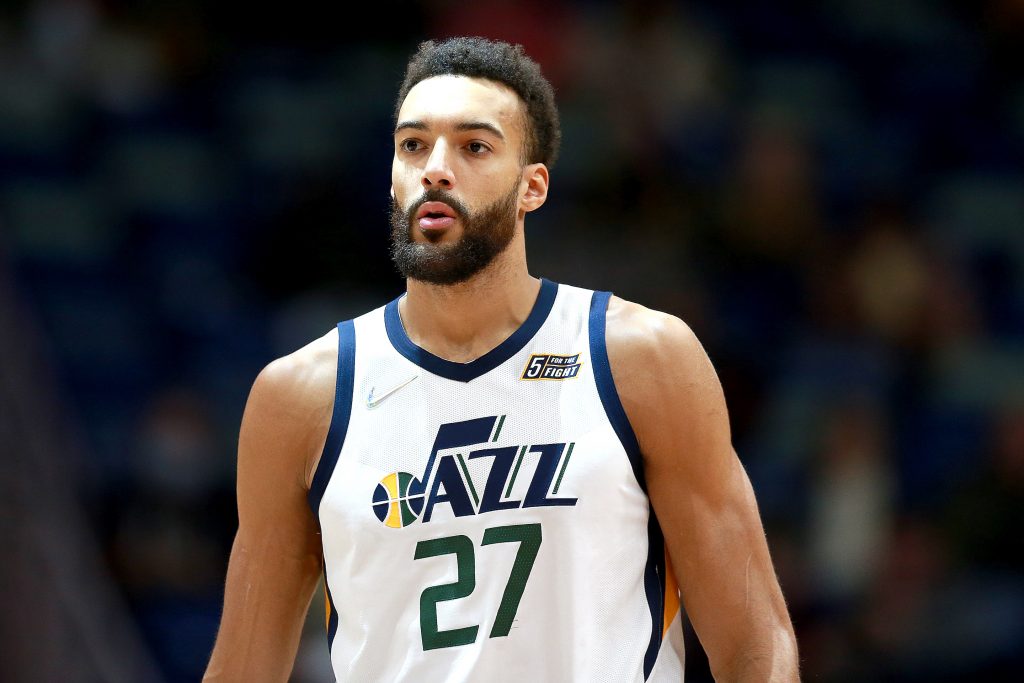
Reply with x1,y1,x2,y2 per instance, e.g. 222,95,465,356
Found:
415,201,457,220
415,201,458,232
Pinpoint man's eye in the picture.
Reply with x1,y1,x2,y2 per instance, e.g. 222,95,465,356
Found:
467,142,488,154
401,140,421,152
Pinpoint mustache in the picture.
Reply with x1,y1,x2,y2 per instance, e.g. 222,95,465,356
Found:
404,189,470,222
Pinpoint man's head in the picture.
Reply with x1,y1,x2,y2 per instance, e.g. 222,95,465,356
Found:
389,38,560,285
395,37,561,168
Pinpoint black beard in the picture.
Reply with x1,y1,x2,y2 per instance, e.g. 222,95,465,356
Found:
389,183,519,285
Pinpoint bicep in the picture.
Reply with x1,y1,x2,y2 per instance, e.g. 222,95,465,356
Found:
611,309,793,677
648,444,787,673
205,365,326,682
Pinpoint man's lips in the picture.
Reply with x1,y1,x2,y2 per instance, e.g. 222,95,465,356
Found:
415,201,456,219
415,201,458,231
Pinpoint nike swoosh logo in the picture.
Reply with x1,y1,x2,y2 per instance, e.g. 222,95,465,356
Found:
366,374,419,408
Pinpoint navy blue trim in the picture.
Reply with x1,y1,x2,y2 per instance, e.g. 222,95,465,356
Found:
587,290,663,676
588,290,644,490
308,320,356,516
643,511,667,679
324,563,339,651
383,278,558,383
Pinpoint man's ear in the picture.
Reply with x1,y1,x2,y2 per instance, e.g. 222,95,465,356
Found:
390,185,396,201
520,163,549,213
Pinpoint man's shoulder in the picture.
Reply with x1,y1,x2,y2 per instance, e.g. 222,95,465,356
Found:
604,295,705,370
602,296,726,459
242,328,340,488
253,327,339,410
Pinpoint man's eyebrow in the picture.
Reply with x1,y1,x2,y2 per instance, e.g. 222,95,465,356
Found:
393,120,505,140
454,121,505,140
394,120,428,135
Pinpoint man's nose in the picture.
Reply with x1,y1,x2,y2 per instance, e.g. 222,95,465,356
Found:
422,141,455,189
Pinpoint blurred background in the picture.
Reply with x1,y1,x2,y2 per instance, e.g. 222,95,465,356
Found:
1,0,1022,681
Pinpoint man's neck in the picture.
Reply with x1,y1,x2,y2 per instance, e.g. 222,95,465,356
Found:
399,253,540,364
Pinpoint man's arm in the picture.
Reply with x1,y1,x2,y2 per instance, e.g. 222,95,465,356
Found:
204,331,337,682
606,298,799,682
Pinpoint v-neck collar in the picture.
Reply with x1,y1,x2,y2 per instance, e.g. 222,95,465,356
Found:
384,278,558,383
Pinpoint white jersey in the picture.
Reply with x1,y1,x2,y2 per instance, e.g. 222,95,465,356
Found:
308,279,685,682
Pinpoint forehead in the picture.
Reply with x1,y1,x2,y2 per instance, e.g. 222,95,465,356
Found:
397,75,525,136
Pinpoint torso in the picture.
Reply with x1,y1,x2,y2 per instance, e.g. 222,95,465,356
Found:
307,279,685,682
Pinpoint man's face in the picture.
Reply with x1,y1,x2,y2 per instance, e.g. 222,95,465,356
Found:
389,75,529,284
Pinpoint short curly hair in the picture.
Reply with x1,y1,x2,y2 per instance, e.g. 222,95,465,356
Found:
395,37,561,168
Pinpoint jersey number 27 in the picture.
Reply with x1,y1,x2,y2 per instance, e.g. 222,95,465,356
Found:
414,523,542,650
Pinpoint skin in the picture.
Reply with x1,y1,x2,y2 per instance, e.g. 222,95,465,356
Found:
205,74,799,681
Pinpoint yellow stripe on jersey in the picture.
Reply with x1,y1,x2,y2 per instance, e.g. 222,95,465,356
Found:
324,581,331,630
663,548,680,636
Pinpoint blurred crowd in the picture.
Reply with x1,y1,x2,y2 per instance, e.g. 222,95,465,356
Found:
1,1,1022,681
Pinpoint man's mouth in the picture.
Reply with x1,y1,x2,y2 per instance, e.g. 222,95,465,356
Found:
415,201,458,231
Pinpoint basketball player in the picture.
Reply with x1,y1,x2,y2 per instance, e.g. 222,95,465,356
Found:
205,38,798,682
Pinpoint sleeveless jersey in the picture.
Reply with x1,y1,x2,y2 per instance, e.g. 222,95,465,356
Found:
308,279,686,682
